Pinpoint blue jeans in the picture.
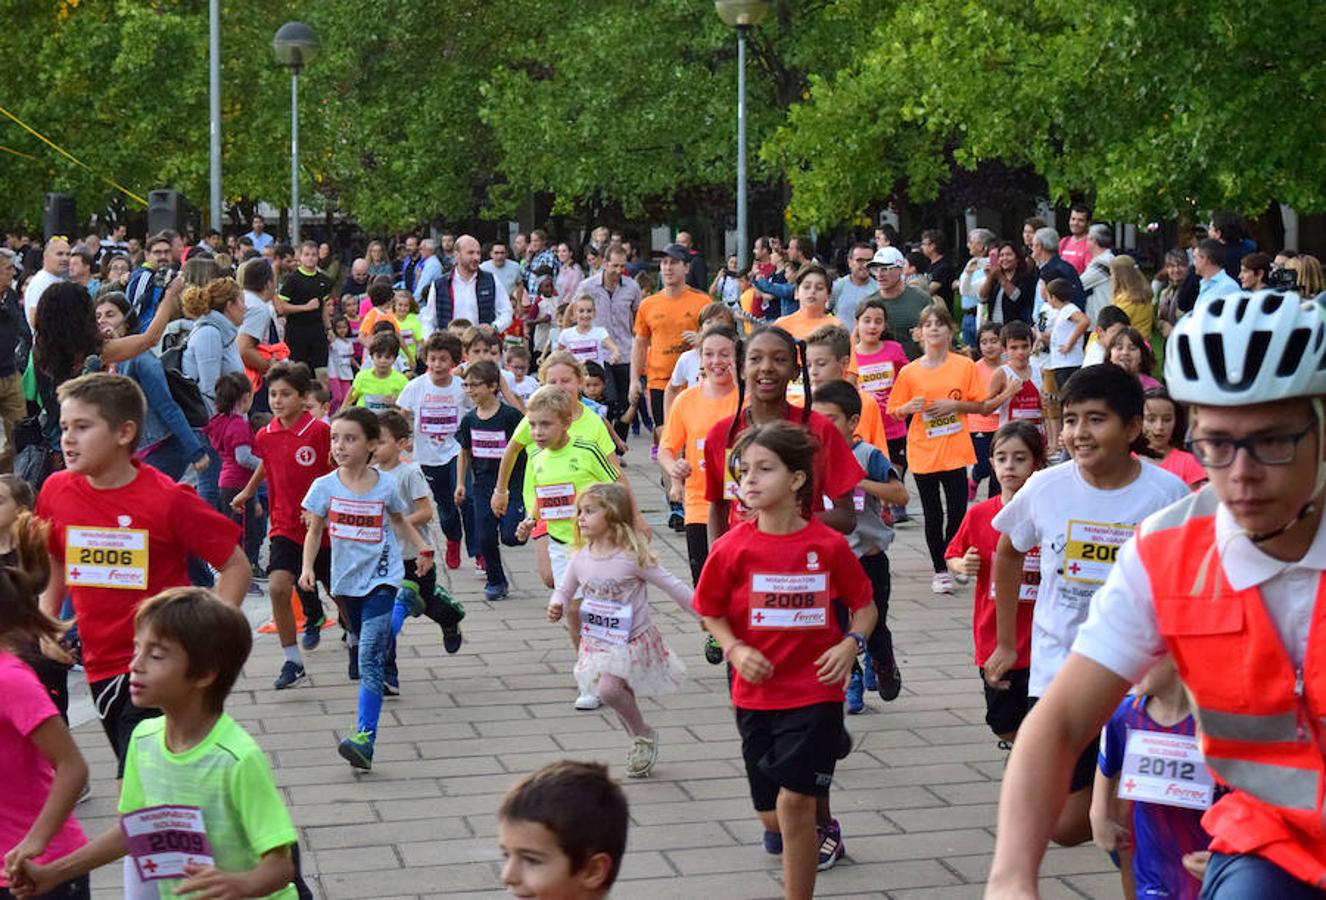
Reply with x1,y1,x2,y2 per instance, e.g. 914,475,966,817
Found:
472,468,527,589
193,428,221,509
1200,853,1326,899
421,460,472,550
961,311,977,349
142,435,189,481
340,584,395,739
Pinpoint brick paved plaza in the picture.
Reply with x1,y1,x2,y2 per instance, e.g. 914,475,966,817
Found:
68,442,1121,899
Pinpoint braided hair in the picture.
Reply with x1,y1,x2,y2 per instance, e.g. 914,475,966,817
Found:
726,325,811,444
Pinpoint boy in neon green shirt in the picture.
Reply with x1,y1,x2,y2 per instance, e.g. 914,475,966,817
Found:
348,331,409,412
14,589,299,899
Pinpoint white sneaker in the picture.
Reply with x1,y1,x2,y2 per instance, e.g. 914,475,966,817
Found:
952,572,970,586
574,693,602,711
626,730,658,778
931,573,954,594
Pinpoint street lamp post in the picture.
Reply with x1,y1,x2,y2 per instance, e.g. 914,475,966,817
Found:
208,0,221,230
715,0,770,271
273,22,318,244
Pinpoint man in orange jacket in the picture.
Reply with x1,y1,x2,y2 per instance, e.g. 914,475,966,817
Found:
986,288,1326,898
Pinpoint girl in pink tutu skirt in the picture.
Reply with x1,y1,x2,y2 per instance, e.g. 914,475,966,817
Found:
548,482,692,778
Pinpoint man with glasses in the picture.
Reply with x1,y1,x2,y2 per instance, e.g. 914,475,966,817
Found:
125,232,174,329
986,288,1326,899
863,245,932,360
832,241,878,326
23,236,69,329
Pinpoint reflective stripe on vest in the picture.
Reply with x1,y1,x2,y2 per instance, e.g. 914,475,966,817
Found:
1205,757,1318,811
1198,708,1301,744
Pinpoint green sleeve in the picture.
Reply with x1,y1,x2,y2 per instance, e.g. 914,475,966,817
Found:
229,748,298,858
590,413,616,458
117,734,146,814
512,415,532,449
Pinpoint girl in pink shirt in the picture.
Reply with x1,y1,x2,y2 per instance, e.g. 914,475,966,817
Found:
548,483,693,779
1143,386,1208,490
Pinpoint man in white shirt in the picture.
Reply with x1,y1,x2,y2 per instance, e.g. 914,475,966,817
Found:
422,235,512,334
24,236,68,328
986,290,1326,898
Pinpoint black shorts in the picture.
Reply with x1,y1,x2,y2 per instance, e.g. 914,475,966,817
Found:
268,534,330,581
736,702,843,810
980,666,1030,737
89,673,162,778
1026,695,1099,793
649,388,666,431
285,327,328,370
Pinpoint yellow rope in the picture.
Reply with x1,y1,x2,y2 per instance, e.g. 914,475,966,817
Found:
0,105,147,206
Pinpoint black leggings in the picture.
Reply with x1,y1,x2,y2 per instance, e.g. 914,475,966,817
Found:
685,523,709,585
915,467,969,572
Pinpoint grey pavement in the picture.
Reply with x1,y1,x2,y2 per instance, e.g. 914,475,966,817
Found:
69,437,1119,898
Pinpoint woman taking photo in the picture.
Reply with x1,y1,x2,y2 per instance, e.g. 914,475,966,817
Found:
979,241,1038,326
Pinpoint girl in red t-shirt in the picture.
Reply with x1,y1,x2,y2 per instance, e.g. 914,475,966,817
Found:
1142,386,1207,490
694,421,875,895
944,420,1045,742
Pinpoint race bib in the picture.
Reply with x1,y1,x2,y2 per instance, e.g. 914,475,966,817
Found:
748,573,829,630
580,596,632,644
419,397,458,437
536,483,576,520
363,394,392,412
923,408,963,438
1063,520,1133,585
471,429,507,459
504,333,524,349
785,378,806,406
857,361,895,395
121,805,214,882
66,527,148,590
822,490,866,512
328,497,385,542
989,546,1042,603
1118,729,1213,811
565,338,599,361
723,449,740,500
695,437,706,472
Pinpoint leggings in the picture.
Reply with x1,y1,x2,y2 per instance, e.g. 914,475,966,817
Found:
684,523,710,585
914,467,969,572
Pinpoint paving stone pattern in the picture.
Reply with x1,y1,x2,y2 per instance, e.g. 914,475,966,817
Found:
70,440,1119,898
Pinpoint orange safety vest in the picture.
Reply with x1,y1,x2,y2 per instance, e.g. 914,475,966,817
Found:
1137,488,1326,889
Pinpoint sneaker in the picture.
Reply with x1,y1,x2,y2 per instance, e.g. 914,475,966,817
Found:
625,730,658,779
574,693,602,711
302,615,325,651
346,646,360,681
274,660,306,690
484,583,509,601
383,679,399,697
931,573,954,594
872,655,903,702
475,555,487,575
247,582,265,597
846,670,864,715
891,506,911,524
861,651,878,692
397,580,426,617
649,445,659,462
667,504,685,532
816,819,844,871
762,830,783,855
445,539,462,570
953,571,971,586
703,635,724,665
337,730,374,770
442,624,463,654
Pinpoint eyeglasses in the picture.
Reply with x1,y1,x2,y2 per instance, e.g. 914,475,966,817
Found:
1187,422,1315,468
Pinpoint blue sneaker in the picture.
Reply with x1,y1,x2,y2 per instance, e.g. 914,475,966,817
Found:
484,583,509,601
273,660,306,690
397,580,426,617
846,670,864,715
442,625,463,654
337,730,374,770
861,651,878,692
302,616,325,651
762,830,783,855
816,819,844,870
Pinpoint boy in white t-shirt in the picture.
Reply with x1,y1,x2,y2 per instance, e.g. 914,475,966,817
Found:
396,331,473,571
502,345,539,407
984,363,1187,846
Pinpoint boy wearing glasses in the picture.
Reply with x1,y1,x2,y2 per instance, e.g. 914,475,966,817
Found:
982,363,1187,847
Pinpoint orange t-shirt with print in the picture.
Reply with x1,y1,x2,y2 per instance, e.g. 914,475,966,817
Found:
660,385,740,524
774,308,835,342
887,352,982,474
359,306,400,342
634,288,711,389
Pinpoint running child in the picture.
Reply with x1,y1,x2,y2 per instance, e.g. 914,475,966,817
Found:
658,326,740,583
204,372,263,573
582,362,630,465
455,360,527,601
502,345,538,409
232,362,334,684
555,295,622,368
944,420,1044,743
694,422,876,900
804,323,891,452
887,305,988,595
1091,655,1211,900
357,282,398,342
547,484,691,779
663,302,737,418
36,374,246,770
327,316,357,412
392,292,425,372
396,332,472,571
967,321,1004,504
1107,326,1161,390
985,364,1188,845
348,332,409,412
773,263,835,342
12,589,300,899
851,297,912,518
811,382,909,711
300,407,434,770
497,760,628,900
1142,386,1207,489
983,322,1045,493
339,293,362,348
374,411,465,664
0,516,89,900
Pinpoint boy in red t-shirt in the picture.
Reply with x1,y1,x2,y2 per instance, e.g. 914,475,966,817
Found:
36,373,246,774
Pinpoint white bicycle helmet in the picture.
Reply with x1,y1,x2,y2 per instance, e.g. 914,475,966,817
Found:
1165,289,1326,405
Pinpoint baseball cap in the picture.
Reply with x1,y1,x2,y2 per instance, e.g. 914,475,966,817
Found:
866,246,905,269
660,243,690,262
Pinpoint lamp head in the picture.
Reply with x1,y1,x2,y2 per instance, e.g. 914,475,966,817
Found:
715,0,771,27
273,21,318,70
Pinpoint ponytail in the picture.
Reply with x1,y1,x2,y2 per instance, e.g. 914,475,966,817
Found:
794,339,811,424
726,337,747,444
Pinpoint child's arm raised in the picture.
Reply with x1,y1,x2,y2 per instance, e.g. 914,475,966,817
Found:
2,718,88,885
178,845,294,900
979,367,1022,416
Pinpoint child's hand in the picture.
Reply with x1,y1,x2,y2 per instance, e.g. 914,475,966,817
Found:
547,602,564,623
815,638,858,686
416,552,434,576
297,569,315,592
192,454,211,474
924,398,960,418
983,644,1017,690
900,397,926,416
1181,851,1210,881
681,330,699,348
229,490,250,513
6,858,52,897
515,518,535,542
491,490,509,517
1090,815,1132,854
178,862,253,899
3,839,43,891
453,484,467,505
730,644,774,684
960,547,982,576
669,459,692,481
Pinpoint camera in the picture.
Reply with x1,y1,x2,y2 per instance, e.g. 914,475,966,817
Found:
1267,267,1299,291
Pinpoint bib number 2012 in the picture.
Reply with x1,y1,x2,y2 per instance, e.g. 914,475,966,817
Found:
1136,757,1196,781
584,612,620,630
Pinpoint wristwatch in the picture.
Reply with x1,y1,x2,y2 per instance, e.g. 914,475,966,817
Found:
846,631,866,654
